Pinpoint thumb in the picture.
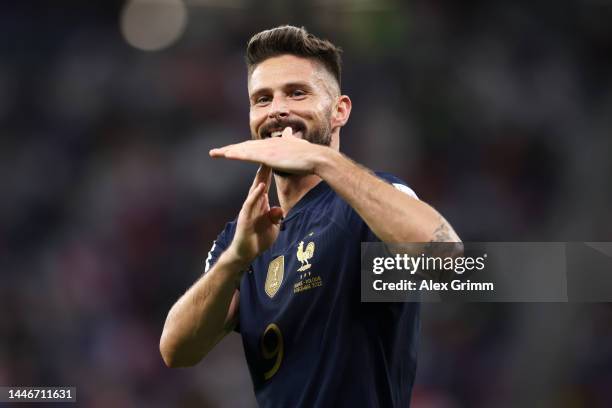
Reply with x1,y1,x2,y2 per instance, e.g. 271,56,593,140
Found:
267,206,285,225
281,126,293,138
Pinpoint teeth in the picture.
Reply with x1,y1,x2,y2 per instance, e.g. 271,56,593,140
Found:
271,131,283,137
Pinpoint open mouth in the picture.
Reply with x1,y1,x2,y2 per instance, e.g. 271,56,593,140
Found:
261,123,305,139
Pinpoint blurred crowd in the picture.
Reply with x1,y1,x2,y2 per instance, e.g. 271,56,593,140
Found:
0,1,611,407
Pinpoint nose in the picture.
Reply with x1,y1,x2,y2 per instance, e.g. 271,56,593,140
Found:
268,97,289,120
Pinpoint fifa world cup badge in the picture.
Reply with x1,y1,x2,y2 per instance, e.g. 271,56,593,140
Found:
265,256,285,298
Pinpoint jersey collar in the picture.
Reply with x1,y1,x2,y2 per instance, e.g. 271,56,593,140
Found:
281,180,329,223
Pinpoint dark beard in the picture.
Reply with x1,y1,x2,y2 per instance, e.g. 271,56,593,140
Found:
255,114,332,177
302,119,332,146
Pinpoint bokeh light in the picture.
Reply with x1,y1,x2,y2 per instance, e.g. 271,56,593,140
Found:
120,0,188,51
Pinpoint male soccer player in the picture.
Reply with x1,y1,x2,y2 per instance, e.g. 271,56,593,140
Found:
160,25,460,407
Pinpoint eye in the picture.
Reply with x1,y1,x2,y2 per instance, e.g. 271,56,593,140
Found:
255,95,271,105
291,89,306,98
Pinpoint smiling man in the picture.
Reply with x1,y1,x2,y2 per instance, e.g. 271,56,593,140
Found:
160,25,460,407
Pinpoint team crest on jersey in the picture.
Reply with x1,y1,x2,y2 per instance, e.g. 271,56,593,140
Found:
265,255,284,298
293,233,323,294
296,240,315,272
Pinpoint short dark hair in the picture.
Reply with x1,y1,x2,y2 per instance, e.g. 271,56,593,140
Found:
246,25,342,88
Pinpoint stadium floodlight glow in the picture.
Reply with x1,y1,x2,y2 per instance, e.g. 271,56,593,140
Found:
120,0,188,51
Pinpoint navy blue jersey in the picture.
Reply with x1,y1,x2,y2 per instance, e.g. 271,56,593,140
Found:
205,172,420,407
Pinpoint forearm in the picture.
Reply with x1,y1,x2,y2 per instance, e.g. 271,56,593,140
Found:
160,250,245,367
315,149,460,243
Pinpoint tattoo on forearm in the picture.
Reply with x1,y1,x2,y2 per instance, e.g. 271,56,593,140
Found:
431,221,452,242
423,217,462,258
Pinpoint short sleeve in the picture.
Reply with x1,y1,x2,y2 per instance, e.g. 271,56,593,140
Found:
203,221,241,333
204,221,236,274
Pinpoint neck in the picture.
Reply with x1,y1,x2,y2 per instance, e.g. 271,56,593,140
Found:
274,173,322,214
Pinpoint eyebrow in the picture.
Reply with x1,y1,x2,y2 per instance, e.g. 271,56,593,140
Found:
249,81,314,100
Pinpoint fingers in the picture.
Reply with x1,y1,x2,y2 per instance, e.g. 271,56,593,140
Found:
209,143,245,159
209,146,229,157
243,182,266,218
249,165,262,193
210,146,246,160
261,165,272,193
210,141,267,164
249,164,272,194
281,127,292,138
267,206,284,225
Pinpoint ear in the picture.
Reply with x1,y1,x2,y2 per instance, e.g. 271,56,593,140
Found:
331,95,352,129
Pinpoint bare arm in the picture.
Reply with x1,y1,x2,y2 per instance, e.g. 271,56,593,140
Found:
159,252,243,368
210,128,460,245
160,165,283,367
315,150,460,243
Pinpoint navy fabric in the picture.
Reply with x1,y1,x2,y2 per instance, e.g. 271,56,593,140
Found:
206,173,420,407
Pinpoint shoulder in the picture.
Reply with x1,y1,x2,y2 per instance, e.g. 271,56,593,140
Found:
204,219,237,273
217,219,238,244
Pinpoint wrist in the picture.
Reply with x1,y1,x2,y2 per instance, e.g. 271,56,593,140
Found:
312,146,341,177
219,246,252,277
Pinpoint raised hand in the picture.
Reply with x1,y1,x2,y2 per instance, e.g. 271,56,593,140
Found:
225,165,284,268
209,127,327,175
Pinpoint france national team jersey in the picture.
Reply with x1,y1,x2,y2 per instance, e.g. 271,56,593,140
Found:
205,172,420,407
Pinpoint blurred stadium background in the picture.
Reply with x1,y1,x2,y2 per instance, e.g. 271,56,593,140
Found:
1,0,611,406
